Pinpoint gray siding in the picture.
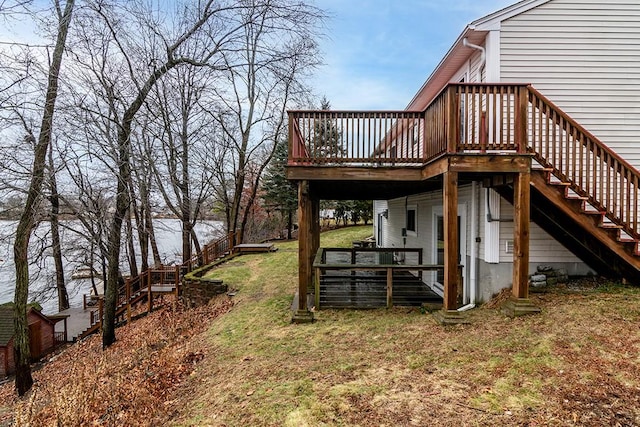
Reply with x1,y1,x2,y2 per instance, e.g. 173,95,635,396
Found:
500,0,640,168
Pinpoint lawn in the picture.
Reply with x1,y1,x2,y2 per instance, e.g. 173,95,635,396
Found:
2,225,640,426
170,226,640,426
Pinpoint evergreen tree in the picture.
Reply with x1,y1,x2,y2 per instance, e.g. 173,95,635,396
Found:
313,97,343,159
263,138,298,239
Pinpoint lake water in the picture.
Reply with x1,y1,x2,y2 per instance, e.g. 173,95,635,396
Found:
0,219,223,315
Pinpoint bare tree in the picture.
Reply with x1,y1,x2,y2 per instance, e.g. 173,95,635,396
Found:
12,0,74,396
143,64,218,265
206,2,323,242
47,139,68,311
66,0,268,347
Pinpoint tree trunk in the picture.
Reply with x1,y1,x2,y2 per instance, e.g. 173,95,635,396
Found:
102,59,180,348
49,144,68,311
287,209,293,240
125,211,138,278
146,207,162,267
13,0,74,396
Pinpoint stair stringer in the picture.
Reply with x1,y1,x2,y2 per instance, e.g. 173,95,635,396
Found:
525,171,640,281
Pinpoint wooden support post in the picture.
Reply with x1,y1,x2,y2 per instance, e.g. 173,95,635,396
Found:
513,170,530,299
386,267,393,308
433,170,469,325
515,86,528,154
293,180,314,323
503,170,540,317
126,278,132,324
147,272,153,314
447,85,459,153
443,170,459,310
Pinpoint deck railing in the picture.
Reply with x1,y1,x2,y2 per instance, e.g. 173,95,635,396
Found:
287,83,529,166
289,82,640,240
313,247,460,309
289,111,427,165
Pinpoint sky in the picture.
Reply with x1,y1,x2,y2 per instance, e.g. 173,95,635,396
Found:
311,0,516,110
0,0,517,110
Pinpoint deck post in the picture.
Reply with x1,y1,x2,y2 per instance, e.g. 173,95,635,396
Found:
503,170,541,317
293,180,314,323
433,170,468,325
515,86,529,154
126,278,131,324
443,170,458,310
147,272,153,314
446,85,459,153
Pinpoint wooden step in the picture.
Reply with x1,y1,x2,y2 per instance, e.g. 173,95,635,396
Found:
564,188,588,201
599,222,623,230
548,180,571,187
580,201,605,215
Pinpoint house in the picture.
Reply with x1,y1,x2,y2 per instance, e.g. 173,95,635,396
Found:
287,0,640,323
0,306,67,377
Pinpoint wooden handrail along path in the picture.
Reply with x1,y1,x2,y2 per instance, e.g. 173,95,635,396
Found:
78,231,238,340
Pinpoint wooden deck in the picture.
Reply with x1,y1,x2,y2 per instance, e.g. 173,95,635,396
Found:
234,243,277,254
288,82,640,321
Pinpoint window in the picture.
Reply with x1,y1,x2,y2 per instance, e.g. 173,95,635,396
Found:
406,205,417,236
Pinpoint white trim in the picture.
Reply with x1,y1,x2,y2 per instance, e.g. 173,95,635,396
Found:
431,204,468,298
471,0,552,31
406,204,417,237
485,30,501,82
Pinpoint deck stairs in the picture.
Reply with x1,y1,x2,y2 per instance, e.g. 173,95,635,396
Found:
494,87,640,282
75,231,239,340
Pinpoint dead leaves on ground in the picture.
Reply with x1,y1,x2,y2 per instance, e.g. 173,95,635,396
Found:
0,296,232,427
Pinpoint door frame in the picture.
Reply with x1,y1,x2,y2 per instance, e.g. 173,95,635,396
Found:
431,204,468,299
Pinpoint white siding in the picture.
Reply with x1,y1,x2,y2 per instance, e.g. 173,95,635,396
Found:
500,0,640,168
498,197,583,264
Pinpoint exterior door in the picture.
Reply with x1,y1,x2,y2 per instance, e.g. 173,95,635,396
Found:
29,321,42,359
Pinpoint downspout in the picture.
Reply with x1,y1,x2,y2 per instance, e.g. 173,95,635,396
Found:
459,181,478,312
463,38,486,82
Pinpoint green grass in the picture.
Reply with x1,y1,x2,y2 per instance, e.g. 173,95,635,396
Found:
170,225,640,426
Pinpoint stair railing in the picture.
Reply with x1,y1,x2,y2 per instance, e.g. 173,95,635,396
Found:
527,86,640,239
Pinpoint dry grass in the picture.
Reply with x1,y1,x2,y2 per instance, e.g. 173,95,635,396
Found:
2,225,640,426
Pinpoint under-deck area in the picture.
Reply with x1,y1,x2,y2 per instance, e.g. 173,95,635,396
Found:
314,248,445,309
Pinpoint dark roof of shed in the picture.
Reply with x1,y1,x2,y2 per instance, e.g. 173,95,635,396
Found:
0,306,14,346
0,305,58,347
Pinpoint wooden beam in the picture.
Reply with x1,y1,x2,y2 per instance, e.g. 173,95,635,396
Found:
421,156,449,180
443,171,459,310
512,171,530,299
449,154,531,173
287,165,424,182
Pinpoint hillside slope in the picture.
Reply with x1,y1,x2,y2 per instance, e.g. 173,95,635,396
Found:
2,226,640,426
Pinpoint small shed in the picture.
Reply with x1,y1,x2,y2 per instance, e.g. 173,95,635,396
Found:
0,306,66,377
